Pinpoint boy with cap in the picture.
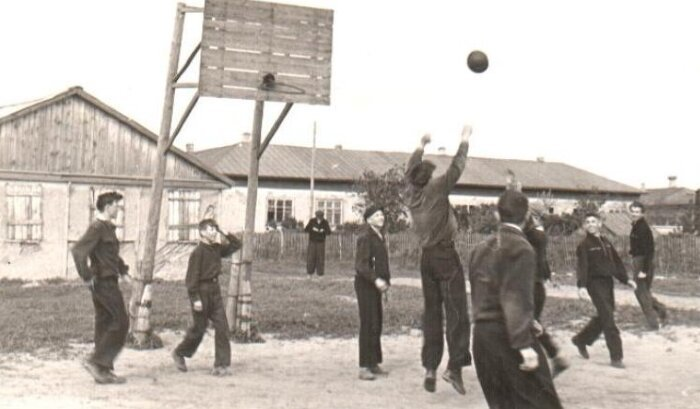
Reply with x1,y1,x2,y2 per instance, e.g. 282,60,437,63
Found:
572,213,636,368
172,219,241,376
305,210,332,277
469,190,563,409
405,125,472,395
354,205,391,380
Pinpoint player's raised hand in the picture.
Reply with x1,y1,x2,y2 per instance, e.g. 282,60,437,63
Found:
461,124,473,143
420,133,431,148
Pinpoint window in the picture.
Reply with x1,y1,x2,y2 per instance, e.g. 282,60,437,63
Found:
168,190,200,242
267,199,293,223
5,183,42,242
316,199,343,226
89,187,125,240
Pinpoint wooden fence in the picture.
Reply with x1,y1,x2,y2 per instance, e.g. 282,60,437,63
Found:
252,231,700,278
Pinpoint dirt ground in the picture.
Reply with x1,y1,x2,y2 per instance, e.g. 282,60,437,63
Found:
2,322,700,409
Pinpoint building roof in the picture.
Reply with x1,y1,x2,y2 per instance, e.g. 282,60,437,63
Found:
0,87,233,187
195,142,640,195
640,187,696,207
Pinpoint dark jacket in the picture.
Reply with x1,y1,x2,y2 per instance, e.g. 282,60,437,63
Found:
405,142,469,249
355,226,391,284
468,224,536,350
524,226,552,282
305,218,331,242
576,233,628,288
185,233,241,302
71,219,128,281
630,218,654,257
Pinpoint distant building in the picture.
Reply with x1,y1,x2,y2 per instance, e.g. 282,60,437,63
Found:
0,87,232,279
195,142,641,232
640,176,697,233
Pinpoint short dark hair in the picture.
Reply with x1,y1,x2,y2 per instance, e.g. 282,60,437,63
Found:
409,161,436,187
584,212,600,220
629,201,645,213
96,191,123,212
497,190,529,224
315,210,324,217
363,205,384,221
198,218,219,232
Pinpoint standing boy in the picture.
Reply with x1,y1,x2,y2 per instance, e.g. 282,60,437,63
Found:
172,219,241,376
72,191,130,385
629,201,667,330
354,205,391,381
405,125,472,395
572,213,636,368
523,215,569,377
469,190,563,409
305,210,331,277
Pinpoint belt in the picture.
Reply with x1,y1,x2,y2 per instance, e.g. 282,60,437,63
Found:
200,277,219,283
425,240,455,250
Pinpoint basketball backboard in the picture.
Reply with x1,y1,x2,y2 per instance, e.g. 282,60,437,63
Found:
199,0,333,105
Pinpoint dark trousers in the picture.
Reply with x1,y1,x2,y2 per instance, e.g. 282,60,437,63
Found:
420,244,471,371
574,277,623,361
473,321,563,409
354,276,383,368
632,257,667,329
534,281,558,359
307,240,326,276
175,282,231,368
90,277,129,370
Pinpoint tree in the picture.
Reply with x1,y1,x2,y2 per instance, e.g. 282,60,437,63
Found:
352,165,410,233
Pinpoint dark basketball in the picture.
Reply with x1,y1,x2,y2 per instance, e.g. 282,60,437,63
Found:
467,50,489,73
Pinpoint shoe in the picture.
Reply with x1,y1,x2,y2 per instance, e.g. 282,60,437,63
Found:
172,351,187,372
551,355,570,378
442,369,466,395
571,337,589,360
358,367,376,381
610,360,625,369
211,366,232,377
423,369,436,393
369,365,389,376
105,370,127,384
81,359,111,384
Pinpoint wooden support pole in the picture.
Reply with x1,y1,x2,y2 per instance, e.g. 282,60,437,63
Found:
226,100,264,338
128,3,186,347
167,92,200,151
258,102,293,159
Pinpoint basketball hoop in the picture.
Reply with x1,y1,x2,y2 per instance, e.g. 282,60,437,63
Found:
259,73,306,95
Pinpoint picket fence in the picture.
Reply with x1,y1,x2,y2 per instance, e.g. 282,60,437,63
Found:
251,231,700,277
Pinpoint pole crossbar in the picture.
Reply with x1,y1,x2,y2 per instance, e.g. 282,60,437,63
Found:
174,42,201,83
167,92,200,151
258,102,294,159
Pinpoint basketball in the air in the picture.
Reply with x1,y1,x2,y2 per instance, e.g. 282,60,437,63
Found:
467,50,489,73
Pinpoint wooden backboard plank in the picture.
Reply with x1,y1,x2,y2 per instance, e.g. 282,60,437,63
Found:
201,48,331,77
203,18,332,45
205,1,333,25
202,29,332,59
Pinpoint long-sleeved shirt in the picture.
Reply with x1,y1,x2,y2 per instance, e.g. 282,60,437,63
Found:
71,219,128,281
305,218,331,242
630,217,654,257
524,226,552,282
576,233,628,288
405,142,469,249
185,233,241,302
354,226,391,285
468,224,536,349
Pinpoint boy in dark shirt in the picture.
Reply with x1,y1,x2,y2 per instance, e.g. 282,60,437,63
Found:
172,219,241,376
629,201,667,329
72,191,131,385
305,210,332,277
572,213,636,368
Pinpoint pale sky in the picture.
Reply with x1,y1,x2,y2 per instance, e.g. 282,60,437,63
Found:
1,0,699,190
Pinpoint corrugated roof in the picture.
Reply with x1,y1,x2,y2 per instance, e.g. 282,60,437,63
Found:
195,143,640,195
640,187,696,207
0,87,233,187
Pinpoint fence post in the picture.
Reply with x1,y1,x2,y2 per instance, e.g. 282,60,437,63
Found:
279,229,284,259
